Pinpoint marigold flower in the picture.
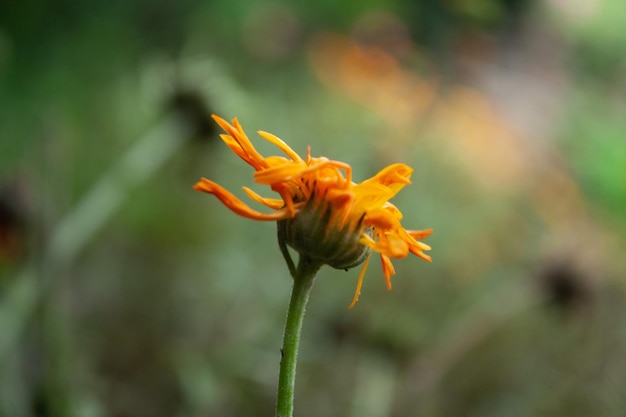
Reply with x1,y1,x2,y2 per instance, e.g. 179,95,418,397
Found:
194,115,432,308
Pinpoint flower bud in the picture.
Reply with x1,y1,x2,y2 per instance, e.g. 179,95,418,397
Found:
278,198,371,270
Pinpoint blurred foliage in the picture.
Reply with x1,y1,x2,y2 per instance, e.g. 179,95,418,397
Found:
1,0,625,416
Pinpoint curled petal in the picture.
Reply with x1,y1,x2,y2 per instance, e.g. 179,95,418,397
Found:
218,134,251,165
364,209,397,229
359,232,377,249
257,130,303,162
194,178,294,221
353,183,395,210
347,254,371,309
409,246,433,262
254,160,308,185
380,254,395,290
361,163,413,194
277,187,298,217
411,240,432,251
212,115,268,170
300,159,352,185
361,228,421,260
408,228,434,239
242,187,284,210
386,232,410,257
398,228,432,251
381,202,403,219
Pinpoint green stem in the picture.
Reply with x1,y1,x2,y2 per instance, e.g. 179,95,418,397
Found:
275,256,322,417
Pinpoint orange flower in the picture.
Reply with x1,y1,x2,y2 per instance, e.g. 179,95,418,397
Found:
194,115,432,307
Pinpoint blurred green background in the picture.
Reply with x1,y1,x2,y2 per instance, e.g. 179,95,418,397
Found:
1,0,625,416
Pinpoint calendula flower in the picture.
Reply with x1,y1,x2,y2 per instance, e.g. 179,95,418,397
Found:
194,115,432,308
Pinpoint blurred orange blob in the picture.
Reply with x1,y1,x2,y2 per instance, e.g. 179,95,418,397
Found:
307,32,437,128
308,31,530,191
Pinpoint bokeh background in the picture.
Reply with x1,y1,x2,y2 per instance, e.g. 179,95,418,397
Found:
1,0,625,416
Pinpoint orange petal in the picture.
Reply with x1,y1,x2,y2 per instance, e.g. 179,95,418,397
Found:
193,178,292,221
257,130,303,162
361,163,412,196
399,228,431,251
387,232,410,257
359,232,377,249
408,228,434,239
302,159,351,184
380,254,395,290
347,253,371,309
212,115,267,170
381,202,403,219
411,248,433,262
353,183,395,211
253,160,307,185
364,209,396,229
242,187,284,210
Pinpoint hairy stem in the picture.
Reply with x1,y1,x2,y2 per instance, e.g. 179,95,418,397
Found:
275,256,322,417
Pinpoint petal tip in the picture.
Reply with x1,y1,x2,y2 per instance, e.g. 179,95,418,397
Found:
193,178,212,192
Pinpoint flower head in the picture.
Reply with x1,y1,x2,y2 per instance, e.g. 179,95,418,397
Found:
194,115,432,308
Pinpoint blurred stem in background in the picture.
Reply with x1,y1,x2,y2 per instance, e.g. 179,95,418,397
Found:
406,278,539,400
0,112,192,369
